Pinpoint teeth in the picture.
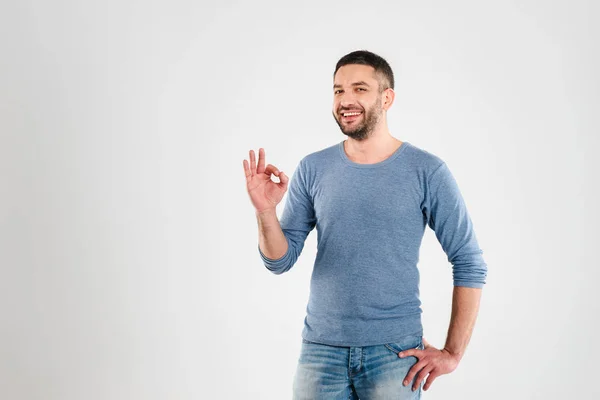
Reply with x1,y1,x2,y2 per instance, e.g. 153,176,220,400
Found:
343,112,361,117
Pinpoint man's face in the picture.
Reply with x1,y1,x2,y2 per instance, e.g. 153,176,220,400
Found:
332,64,385,141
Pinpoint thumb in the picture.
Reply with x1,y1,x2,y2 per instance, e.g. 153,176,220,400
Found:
277,171,289,187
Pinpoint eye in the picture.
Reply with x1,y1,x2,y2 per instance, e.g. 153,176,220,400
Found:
334,90,343,94
357,88,366,92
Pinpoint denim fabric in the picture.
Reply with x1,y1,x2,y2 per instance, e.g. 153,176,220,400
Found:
293,335,425,399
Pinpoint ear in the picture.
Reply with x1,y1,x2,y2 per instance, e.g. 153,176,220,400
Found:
382,88,395,111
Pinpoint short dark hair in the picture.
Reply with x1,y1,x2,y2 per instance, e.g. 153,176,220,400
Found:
334,50,395,92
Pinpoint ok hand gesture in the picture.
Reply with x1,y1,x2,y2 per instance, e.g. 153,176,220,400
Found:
243,148,289,214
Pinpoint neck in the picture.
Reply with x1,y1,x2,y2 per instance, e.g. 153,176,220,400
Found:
344,122,403,163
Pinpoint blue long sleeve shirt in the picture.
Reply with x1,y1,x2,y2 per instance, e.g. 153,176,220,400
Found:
258,140,487,347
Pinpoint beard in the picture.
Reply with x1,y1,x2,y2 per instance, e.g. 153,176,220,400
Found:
332,100,383,141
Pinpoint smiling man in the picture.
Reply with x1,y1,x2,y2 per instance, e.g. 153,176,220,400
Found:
333,73,383,141
245,50,487,399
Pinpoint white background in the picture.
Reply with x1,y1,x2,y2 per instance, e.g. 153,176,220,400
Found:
1,1,598,399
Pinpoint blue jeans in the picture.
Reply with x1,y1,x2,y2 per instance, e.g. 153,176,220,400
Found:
293,335,424,399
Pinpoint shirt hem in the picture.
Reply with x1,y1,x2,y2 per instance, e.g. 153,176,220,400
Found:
301,331,424,347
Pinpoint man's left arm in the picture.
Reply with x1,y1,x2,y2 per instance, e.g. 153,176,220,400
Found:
399,286,482,391
444,286,482,363
399,161,487,392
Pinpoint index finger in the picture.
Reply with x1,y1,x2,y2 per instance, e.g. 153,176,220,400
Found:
398,349,422,359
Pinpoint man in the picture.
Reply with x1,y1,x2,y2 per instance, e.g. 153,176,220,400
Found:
243,50,487,399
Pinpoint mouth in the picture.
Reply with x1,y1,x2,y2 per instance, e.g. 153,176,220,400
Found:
340,110,363,122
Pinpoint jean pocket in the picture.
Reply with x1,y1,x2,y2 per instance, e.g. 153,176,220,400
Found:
383,336,423,355
302,338,316,345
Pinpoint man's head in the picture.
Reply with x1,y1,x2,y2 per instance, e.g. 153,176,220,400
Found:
332,50,395,141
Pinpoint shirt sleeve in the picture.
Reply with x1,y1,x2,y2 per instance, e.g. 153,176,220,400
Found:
422,162,488,288
258,158,317,274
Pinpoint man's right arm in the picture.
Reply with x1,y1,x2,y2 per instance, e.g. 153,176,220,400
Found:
257,159,316,274
256,208,288,261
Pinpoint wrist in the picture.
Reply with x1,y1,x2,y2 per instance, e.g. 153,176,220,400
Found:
442,347,463,362
256,208,277,217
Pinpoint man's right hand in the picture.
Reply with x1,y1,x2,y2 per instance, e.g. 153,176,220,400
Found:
243,148,289,214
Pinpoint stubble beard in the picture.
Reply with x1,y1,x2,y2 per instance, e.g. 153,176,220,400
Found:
333,101,383,142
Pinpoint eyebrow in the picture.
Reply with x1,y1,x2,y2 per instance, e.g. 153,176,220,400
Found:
333,81,371,89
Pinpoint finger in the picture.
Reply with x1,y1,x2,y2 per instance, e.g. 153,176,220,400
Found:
403,359,428,387
277,171,289,188
249,149,256,175
413,366,434,391
398,349,421,359
256,148,266,174
423,370,440,391
243,159,251,180
264,164,280,177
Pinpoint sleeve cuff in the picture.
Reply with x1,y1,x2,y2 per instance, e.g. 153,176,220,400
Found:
258,239,293,274
453,280,485,289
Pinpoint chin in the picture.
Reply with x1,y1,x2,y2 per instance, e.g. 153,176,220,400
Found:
344,131,369,141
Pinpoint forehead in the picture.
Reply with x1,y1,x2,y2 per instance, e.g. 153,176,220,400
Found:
333,64,378,86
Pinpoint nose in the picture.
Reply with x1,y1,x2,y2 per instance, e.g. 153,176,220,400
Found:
338,91,359,110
